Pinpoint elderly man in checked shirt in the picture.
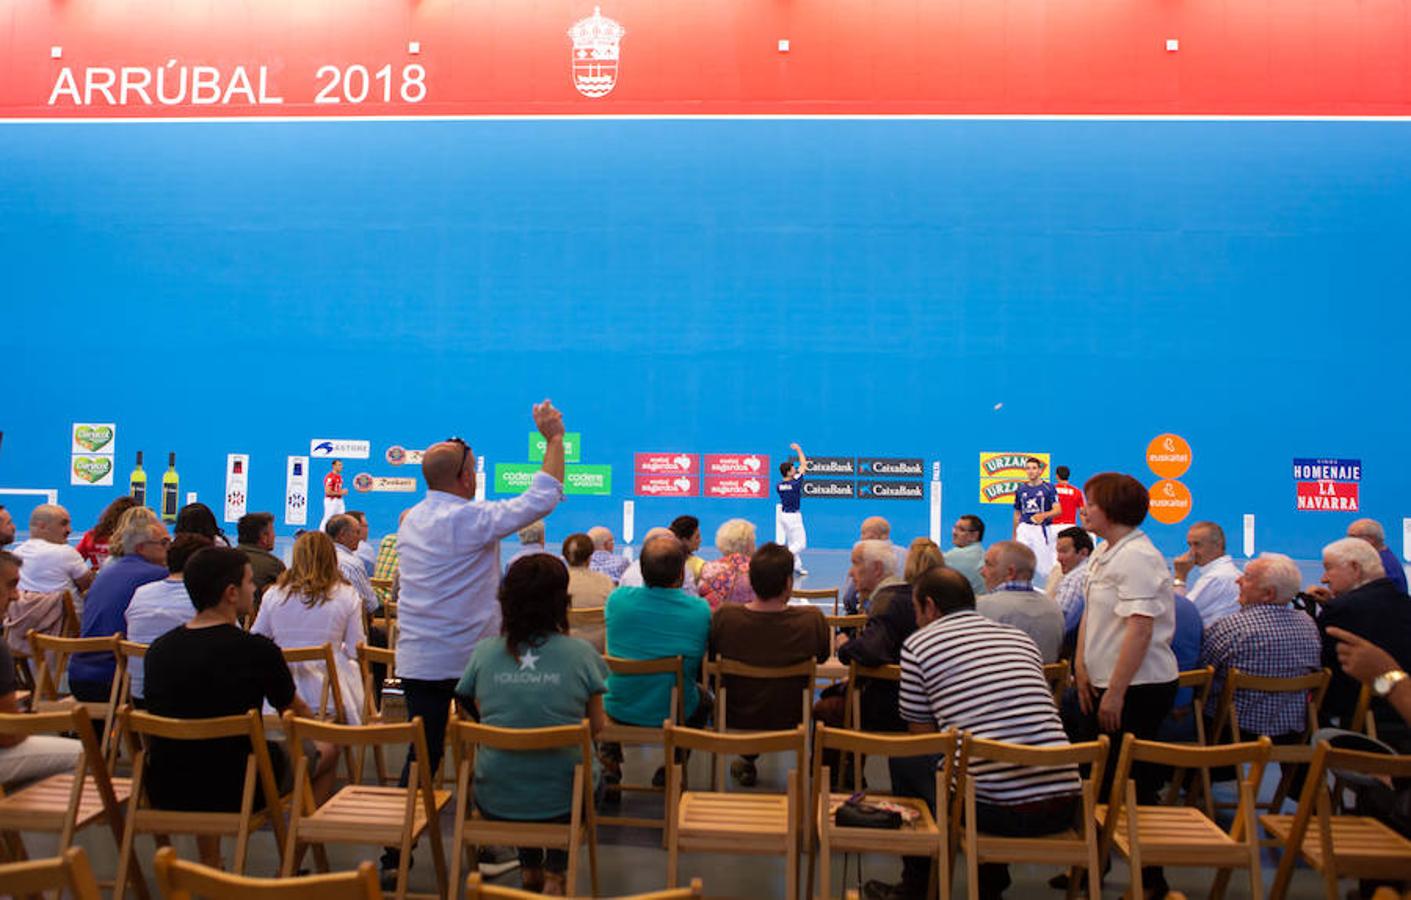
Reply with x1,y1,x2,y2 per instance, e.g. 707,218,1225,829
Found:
1199,552,1321,752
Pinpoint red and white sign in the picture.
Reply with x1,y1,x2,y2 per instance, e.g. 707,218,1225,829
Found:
634,475,699,497
705,454,767,476
634,452,698,475
705,476,768,499
1296,481,1360,512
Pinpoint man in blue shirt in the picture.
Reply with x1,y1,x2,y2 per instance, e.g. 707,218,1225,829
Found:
68,520,170,704
1012,457,1060,583
776,442,809,576
1348,518,1409,595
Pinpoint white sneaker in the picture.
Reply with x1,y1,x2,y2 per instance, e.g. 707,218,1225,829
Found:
795,567,809,577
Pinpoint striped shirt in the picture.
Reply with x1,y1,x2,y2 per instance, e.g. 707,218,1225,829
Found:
900,610,1080,805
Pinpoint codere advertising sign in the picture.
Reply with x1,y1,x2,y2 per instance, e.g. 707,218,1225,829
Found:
978,452,1050,505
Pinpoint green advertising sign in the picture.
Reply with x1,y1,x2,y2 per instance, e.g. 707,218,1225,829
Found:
564,464,612,496
528,432,581,463
493,463,540,494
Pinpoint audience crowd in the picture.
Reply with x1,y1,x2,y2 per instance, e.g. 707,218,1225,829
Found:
2,408,1410,900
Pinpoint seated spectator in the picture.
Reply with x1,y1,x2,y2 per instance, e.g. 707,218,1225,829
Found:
67,519,170,705
347,510,377,576
977,540,1063,663
1347,517,1409,595
670,515,706,581
174,503,230,547
697,519,756,610
562,533,611,653
902,538,944,584
602,534,712,790
587,526,629,583
325,514,379,615
0,505,15,548
1313,537,1411,735
125,533,213,704
618,528,700,594
456,554,608,896
251,532,366,724
874,566,1079,900
840,518,908,614
1051,526,1093,656
106,506,162,563
505,519,552,571
236,512,286,602
372,510,408,606
709,543,828,785
1173,521,1241,627
5,504,94,656
945,514,987,598
1200,553,1320,751
76,496,138,572
0,550,82,787
143,547,336,820
1327,626,1411,729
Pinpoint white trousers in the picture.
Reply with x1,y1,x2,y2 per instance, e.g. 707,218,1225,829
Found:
1015,521,1057,584
319,496,346,530
779,511,807,569
0,734,82,788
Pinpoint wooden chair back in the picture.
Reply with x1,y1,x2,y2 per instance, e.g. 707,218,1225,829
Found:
154,845,381,899
465,871,703,898
596,655,685,834
27,631,122,700
1350,682,1380,739
1212,667,1330,813
280,644,350,724
61,590,81,637
354,642,398,784
823,614,867,647
791,587,840,614
843,662,901,730
712,657,816,789
370,576,394,607
959,734,1110,900
1160,666,1216,812
114,707,287,898
0,846,103,900
566,606,605,629
1266,740,1411,900
449,720,599,898
1042,660,1071,703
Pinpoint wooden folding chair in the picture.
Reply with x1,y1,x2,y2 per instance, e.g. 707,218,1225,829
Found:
712,657,815,791
0,705,147,898
597,655,685,835
356,642,399,784
1161,666,1216,813
281,713,449,900
566,606,605,630
465,871,703,898
957,734,1109,900
809,724,956,900
1042,661,1071,703
824,614,867,646
60,590,81,637
154,844,382,899
664,722,806,898
281,644,354,723
1350,682,1381,740
834,662,903,794
28,631,126,760
791,587,840,615
0,845,104,900
1211,667,1330,814
1098,735,1270,900
371,576,395,606
1264,740,1411,900
114,707,288,900
448,719,599,900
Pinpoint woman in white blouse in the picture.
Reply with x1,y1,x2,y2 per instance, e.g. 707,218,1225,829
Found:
252,531,365,724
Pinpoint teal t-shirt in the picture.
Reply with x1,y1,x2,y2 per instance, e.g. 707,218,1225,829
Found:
456,633,608,820
603,585,712,726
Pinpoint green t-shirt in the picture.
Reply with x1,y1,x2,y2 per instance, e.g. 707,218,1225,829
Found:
456,633,608,820
603,585,712,726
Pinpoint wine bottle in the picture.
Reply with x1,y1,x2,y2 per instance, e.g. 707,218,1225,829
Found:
161,452,180,522
129,451,147,506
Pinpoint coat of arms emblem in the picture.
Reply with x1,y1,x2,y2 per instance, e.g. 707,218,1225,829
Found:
568,7,625,98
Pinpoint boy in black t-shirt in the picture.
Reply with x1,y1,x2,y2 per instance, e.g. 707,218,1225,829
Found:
143,547,336,840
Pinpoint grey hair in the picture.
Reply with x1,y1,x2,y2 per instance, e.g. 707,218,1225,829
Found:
1347,518,1387,549
991,540,1037,580
120,521,164,555
1323,537,1385,588
587,526,613,550
1251,552,1302,603
714,519,757,556
518,520,546,544
854,539,897,578
108,506,161,559
1191,521,1227,552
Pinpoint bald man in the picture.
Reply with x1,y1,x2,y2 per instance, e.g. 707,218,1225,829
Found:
1348,518,1408,595
382,400,568,878
616,527,699,594
3,504,94,656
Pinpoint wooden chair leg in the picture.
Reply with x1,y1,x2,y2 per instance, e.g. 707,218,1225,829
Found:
964,786,979,900
1124,787,1143,900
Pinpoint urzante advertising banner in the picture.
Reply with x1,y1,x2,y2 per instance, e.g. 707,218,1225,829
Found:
978,452,1050,505
1293,458,1361,512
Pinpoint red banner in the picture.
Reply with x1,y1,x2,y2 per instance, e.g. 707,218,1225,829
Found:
634,475,699,497
2,0,1407,119
705,476,769,499
634,452,698,475
1295,481,1360,512
705,454,769,476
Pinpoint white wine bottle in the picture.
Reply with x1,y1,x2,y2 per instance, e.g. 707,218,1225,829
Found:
161,452,180,522
129,451,147,506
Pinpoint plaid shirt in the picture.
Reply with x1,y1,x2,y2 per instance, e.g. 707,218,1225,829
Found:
1053,559,1090,635
1199,603,1322,737
373,534,399,604
590,549,629,582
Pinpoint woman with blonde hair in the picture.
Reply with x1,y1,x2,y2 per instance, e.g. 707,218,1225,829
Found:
104,506,162,562
697,518,757,610
251,531,365,723
904,538,945,584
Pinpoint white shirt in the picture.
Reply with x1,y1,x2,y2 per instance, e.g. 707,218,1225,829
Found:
125,578,195,699
1185,554,1241,627
335,544,379,614
252,583,365,723
1081,529,1178,688
355,540,378,576
13,539,90,595
395,472,564,680
618,559,698,594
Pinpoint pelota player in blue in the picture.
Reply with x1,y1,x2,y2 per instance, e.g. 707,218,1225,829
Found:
776,442,809,575
1012,456,1060,582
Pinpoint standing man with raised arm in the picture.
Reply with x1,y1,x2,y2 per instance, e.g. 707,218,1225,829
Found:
776,442,810,576
382,400,567,884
